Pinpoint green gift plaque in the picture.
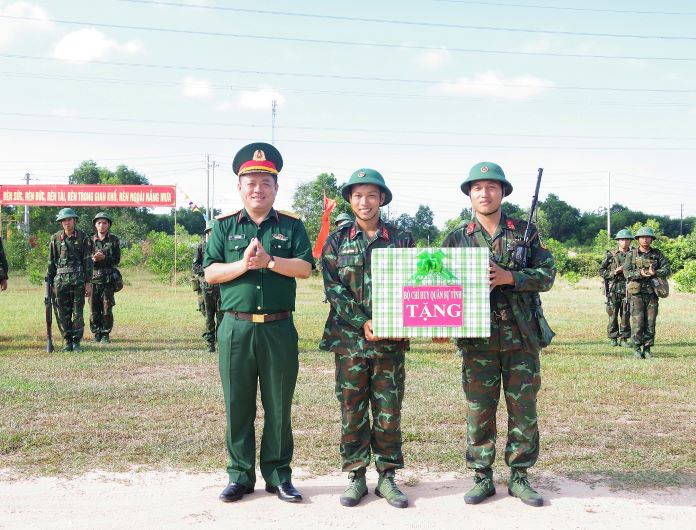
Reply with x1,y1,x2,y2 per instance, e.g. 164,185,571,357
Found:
371,247,490,338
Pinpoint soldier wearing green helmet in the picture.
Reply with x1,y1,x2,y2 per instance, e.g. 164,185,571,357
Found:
0,235,8,292
192,219,223,352
442,161,556,508
47,208,93,352
623,226,670,359
598,229,634,348
334,212,354,229
321,168,414,509
89,212,121,344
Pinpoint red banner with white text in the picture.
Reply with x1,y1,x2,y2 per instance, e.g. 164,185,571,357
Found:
0,184,176,207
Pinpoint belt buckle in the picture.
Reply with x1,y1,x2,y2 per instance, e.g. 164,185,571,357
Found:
252,314,265,324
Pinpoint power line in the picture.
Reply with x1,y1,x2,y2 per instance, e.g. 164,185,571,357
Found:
3,54,695,94
3,111,696,142
432,0,696,16
115,0,696,40
2,14,696,62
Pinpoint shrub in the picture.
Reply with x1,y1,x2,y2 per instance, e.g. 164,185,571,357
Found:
144,226,198,284
674,260,696,293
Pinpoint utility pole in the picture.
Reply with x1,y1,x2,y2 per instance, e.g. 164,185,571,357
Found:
205,154,211,221
680,203,684,235
24,172,31,233
607,171,611,242
271,99,277,145
210,159,219,217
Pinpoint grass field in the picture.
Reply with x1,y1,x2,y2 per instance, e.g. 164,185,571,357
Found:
1,270,695,487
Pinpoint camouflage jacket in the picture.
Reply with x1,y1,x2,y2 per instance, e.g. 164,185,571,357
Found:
192,239,217,293
320,219,414,356
91,233,121,284
442,213,556,353
623,247,670,294
47,228,93,285
599,249,630,294
0,236,7,280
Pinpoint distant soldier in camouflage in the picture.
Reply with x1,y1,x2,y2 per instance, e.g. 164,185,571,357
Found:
47,208,93,352
623,226,670,359
334,212,353,229
321,169,414,509
193,220,223,352
90,212,121,343
442,162,556,507
0,236,8,292
598,229,633,348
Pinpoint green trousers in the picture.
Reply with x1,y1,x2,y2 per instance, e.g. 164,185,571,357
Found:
218,313,299,487
90,283,115,336
55,281,85,342
607,292,630,339
462,349,541,470
630,292,659,347
202,288,223,347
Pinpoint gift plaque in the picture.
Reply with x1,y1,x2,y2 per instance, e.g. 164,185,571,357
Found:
371,247,490,338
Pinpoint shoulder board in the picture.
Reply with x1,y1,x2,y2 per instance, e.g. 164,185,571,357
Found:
215,209,240,220
277,209,300,220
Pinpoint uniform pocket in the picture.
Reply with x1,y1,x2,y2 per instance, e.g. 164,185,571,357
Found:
270,238,292,257
226,236,250,260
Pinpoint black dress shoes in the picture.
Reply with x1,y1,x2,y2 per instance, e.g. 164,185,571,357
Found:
219,482,254,502
265,481,303,502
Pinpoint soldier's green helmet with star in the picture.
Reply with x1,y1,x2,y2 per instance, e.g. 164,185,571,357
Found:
56,207,79,222
614,229,633,240
341,168,393,205
635,226,657,240
92,212,113,225
335,212,353,226
460,162,513,197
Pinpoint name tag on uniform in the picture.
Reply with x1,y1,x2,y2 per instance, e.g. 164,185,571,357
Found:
340,248,358,255
272,233,288,241
228,234,246,240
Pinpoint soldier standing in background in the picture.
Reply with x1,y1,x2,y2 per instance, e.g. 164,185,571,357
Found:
90,213,121,344
47,208,93,352
334,212,353,229
623,226,671,359
598,229,633,348
442,162,556,507
192,220,223,352
0,236,8,292
321,169,414,509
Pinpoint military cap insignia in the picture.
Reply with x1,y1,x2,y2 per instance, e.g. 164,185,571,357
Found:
480,166,489,173
253,149,266,161
358,171,366,177
272,233,288,241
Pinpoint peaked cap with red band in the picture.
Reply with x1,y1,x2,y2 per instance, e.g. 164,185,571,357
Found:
232,142,283,177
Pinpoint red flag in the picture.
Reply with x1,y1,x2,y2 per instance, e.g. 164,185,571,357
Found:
312,194,337,258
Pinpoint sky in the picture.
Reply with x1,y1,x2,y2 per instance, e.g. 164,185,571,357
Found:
1,0,695,228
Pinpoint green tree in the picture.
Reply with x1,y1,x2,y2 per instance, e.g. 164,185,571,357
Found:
412,205,439,245
291,172,350,243
539,193,580,242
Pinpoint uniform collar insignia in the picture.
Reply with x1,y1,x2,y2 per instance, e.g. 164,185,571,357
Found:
379,223,390,241
505,218,516,230
349,226,357,240
466,221,476,236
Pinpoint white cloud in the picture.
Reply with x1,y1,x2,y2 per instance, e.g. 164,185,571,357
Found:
434,71,553,101
181,76,213,99
0,1,54,48
237,88,284,109
51,28,143,62
415,47,451,69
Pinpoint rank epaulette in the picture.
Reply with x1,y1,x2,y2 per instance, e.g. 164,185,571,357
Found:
277,209,301,220
215,209,240,220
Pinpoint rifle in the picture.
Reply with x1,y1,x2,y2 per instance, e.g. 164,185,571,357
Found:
44,275,54,353
512,168,543,271
603,277,613,316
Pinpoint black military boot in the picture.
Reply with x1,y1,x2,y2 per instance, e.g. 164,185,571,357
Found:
62,341,73,352
92,333,102,343
101,334,111,343
72,341,83,353
642,346,652,359
609,338,618,347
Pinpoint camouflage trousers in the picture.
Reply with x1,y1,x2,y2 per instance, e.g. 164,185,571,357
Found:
55,281,86,342
90,283,115,335
335,352,405,472
202,288,223,346
462,349,541,470
607,293,631,339
630,292,659,347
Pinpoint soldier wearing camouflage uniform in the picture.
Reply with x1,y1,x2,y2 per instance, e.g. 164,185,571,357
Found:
321,169,414,509
47,208,93,352
90,212,121,343
442,162,556,507
598,229,633,348
334,212,353,229
192,220,223,352
623,226,670,359
0,236,8,292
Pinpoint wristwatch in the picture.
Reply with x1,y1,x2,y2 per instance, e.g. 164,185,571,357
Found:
267,256,276,270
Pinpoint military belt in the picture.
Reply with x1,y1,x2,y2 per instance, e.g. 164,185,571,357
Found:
92,268,112,278
227,311,291,324
57,266,83,274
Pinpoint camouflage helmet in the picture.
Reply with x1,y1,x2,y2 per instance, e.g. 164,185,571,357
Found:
341,168,392,206
614,228,633,240
205,219,215,233
92,212,113,225
635,226,657,240
460,162,513,197
335,212,353,227
56,207,79,222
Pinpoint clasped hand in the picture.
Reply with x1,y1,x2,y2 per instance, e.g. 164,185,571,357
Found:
245,238,272,270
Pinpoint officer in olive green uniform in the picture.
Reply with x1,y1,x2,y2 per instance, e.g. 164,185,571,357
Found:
0,236,8,292
47,208,93,352
334,212,353,229
321,169,414,509
442,162,556,507
204,142,314,504
623,226,670,359
192,220,223,352
90,212,121,343
598,229,633,348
